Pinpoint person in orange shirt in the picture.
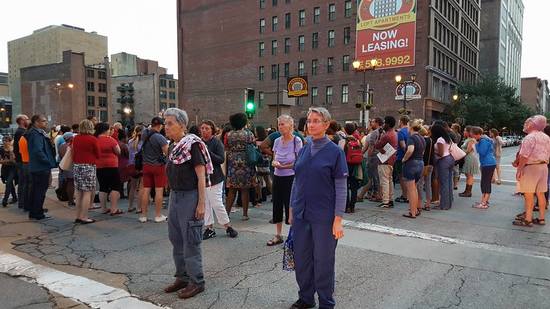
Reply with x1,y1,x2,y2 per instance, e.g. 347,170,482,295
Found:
18,134,31,212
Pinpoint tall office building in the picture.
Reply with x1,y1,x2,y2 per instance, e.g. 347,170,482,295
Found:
8,24,108,121
479,0,524,94
177,0,481,126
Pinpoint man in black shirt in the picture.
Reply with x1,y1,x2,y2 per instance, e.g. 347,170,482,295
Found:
14,114,30,210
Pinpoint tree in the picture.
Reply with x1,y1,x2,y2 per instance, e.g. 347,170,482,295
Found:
444,75,534,133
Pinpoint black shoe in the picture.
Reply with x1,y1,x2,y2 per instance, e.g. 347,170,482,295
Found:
10,198,17,204
388,201,394,207
226,226,238,238
290,299,316,309
30,214,52,220
2,202,7,208
43,208,49,213
203,228,216,240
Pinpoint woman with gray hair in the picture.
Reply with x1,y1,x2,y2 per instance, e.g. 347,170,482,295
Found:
267,115,302,246
162,108,213,299
289,107,348,309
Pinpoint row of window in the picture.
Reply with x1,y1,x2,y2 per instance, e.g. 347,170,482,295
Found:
257,84,350,106
160,90,177,100
259,55,352,80
160,79,177,88
461,0,480,24
86,82,107,93
160,102,178,111
461,18,478,46
87,109,109,122
433,18,459,54
434,0,460,29
459,41,477,68
259,28,351,56
259,1,353,33
459,66,476,84
432,46,458,78
86,69,107,80
87,96,108,107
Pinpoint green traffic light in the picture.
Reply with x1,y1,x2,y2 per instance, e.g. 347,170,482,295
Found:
246,102,255,111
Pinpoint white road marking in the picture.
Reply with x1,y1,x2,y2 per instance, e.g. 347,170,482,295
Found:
0,251,169,309
342,219,550,261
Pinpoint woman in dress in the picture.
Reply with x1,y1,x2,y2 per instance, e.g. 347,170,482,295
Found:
459,126,480,197
224,113,257,220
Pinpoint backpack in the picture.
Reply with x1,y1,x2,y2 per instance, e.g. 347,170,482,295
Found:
134,130,156,171
345,136,363,165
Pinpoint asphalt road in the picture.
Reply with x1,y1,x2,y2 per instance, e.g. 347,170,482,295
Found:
2,146,550,309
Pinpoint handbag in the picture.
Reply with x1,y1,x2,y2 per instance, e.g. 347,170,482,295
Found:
449,142,466,161
135,131,156,171
282,228,295,272
246,143,262,166
59,146,73,172
422,138,433,177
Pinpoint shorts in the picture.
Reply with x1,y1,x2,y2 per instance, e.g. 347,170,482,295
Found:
143,164,167,188
97,167,123,193
403,160,424,182
73,164,96,192
125,164,142,179
519,164,548,193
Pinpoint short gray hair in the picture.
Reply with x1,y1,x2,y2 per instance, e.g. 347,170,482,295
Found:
164,108,189,127
307,107,331,122
277,114,294,125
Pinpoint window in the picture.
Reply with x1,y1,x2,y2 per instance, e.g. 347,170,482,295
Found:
311,87,318,105
285,38,291,53
86,69,95,78
311,59,318,75
299,10,306,26
160,90,167,99
284,63,290,77
87,110,95,118
100,110,108,122
328,30,335,47
259,66,265,81
169,92,176,100
312,32,319,49
344,27,351,45
87,82,94,92
98,71,107,80
326,86,333,104
168,80,176,88
259,42,265,57
314,7,320,23
298,35,305,51
260,0,265,9
98,83,107,93
298,61,305,76
87,96,95,107
341,84,349,103
272,40,278,55
272,0,277,6
285,13,291,29
160,79,167,87
99,96,107,107
342,55,350,72
344,0,352,18
169,103,176,108
160,102,167,111
272,16,278,32
271,64,278,80
260,19,266,33
328,3,336,21
327,57,334,73
285,0,290,3
259,91,265,107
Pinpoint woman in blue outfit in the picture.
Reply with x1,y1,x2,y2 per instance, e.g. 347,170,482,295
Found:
289,107,348,309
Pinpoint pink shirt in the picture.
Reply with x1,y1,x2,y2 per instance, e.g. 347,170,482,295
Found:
519,131,550,164
435,137,451,157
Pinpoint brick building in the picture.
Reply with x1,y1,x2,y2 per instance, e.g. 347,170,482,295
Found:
20,50,111,126
521,77,549,114
178,0,481,127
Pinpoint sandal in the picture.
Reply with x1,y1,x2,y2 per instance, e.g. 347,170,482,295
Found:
127,208,136,213
416,210,421,216
513,218,533,227
422,206,431,211
80,218,96,224
533,218,546,225
101,209,111,214
515,212,526,219
267,235,283,246
110,209,124,216
472,202,489,209
402,212,416,218
136,209,143,214
90,205,101,210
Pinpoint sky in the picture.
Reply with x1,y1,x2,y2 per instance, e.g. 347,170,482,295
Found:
0,0,548,81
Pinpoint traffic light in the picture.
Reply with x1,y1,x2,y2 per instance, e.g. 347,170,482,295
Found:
245,88,256,119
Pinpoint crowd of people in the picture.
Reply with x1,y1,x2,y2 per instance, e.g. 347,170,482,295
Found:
2,108,549,308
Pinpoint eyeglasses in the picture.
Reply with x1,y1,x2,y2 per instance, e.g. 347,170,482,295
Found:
306,119,327,125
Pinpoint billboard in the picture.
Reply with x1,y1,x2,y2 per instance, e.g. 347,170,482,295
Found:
355,0,417,70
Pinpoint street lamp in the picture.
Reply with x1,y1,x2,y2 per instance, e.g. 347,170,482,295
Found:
353,59,379,128
394,73,416,115
452,94,459,102
123,107,132,115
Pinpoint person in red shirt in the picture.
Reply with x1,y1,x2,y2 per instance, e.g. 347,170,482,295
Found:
72,119,100,224
375,116,398,208
95,122,123,215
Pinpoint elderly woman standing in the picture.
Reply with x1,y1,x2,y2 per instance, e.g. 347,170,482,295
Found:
224,113,257,220
513,115,550,227
290,107,348,309
267,115,302,246
72,119,100,224
162,108,212,299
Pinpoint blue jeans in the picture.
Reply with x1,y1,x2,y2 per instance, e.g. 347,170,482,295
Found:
29,170,50,218
17,163,30,210
2,167,17,205
436,156,455,210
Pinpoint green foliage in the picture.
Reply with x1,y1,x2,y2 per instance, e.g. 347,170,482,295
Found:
444,75,534,133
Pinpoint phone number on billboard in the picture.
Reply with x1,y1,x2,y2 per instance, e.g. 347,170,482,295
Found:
373,55,412,67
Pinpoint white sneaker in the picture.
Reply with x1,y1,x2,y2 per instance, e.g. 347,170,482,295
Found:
139,216,147,223
154,215,167,223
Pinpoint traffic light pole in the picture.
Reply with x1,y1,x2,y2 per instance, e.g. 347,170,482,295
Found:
276,64,280,120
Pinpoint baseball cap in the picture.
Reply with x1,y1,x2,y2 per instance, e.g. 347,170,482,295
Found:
151,116,164,126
